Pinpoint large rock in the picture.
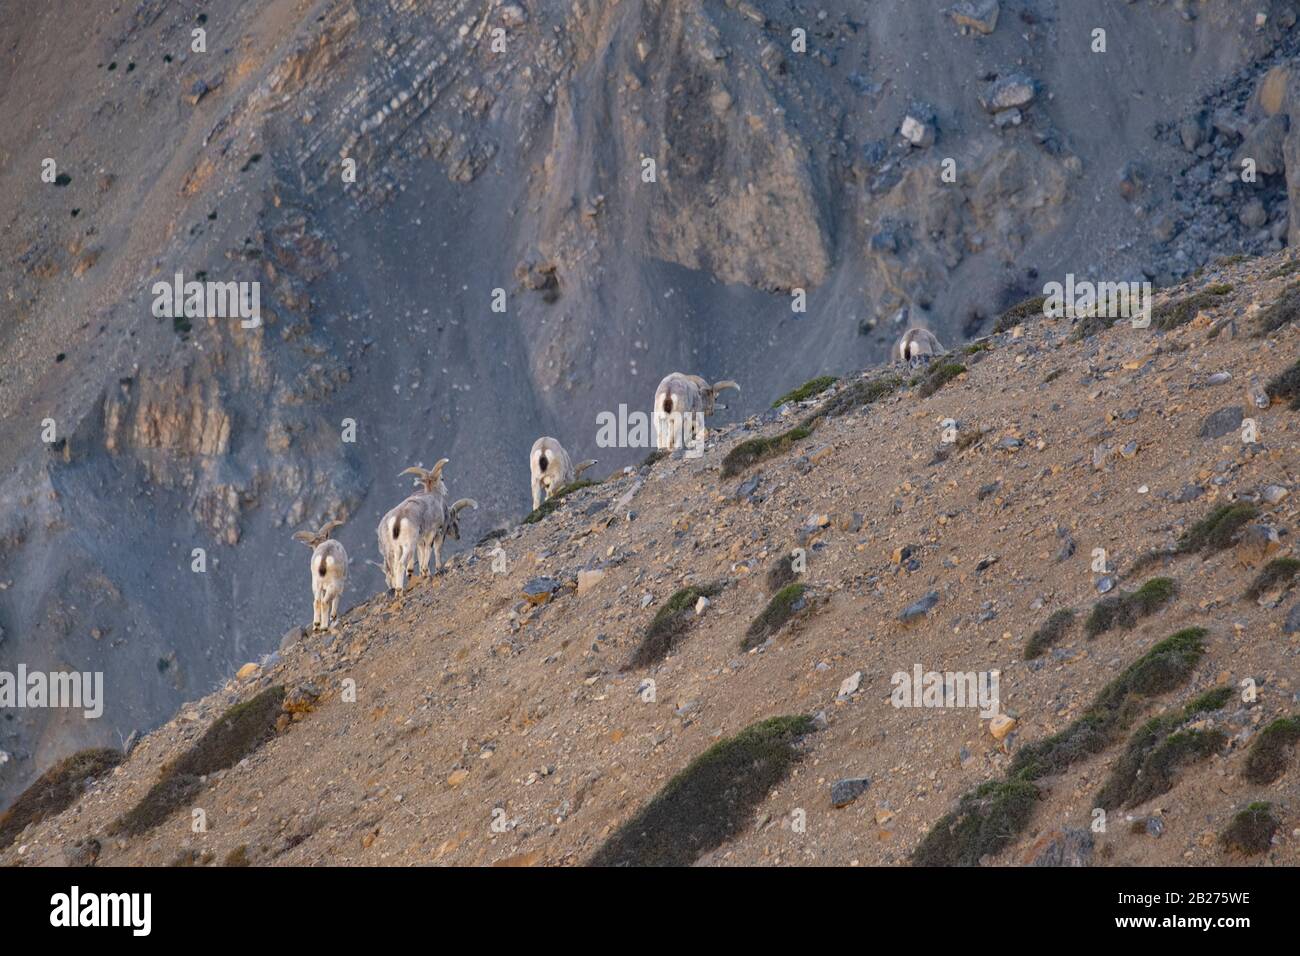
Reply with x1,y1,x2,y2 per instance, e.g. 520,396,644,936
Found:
1199,406,1243,439
947,0,1000,35
980,74,1037,113
1234,114,1289,177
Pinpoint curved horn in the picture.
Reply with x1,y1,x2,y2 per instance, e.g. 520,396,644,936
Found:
292,530,318,546
399,466,429,479
574,459,598,478
428,457,450,481
317,519,344,539
712,379,740,394
450,498,478,515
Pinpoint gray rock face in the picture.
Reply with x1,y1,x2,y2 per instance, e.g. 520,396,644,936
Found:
1284,603,1300,634
980,73,1037,113
900,591,940,621
1028,827,1094,867
831,776,871,808
1199,406,1245,439
947,0,1000,35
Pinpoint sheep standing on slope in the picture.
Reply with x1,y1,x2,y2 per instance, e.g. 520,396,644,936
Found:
893,328,944,366
530,436,597,510
292,520,347,631
378,459,477,593
653,373,740,451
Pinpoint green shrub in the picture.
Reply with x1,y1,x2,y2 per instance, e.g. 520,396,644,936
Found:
1220,802,1278,856
1084,578,1178,638
109,686,286,837
916,362,966,399
804,373,902,424
1254,282,1300,336
1176,504,1259,555
773,376,837,408
0,748,122,850
721,427,811,478
1265,360,1300,410
1242,716,1300,785
625,582,725,669
993,294,1047,333
1024,609,1075,660
1151,285,1232,332
741,583,809,650
911,780,1039,867
1245,557,1300,600
522,479,599,524
588,715,817,866
766,552,799,594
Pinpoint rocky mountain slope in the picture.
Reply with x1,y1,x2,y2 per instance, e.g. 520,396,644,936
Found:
2,254,1298,865
4,0,1300,809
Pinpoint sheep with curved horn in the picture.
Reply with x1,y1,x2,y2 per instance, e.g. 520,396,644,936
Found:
652,373,740,452
529,436,598,510
378,458,474,592
292,519,348,631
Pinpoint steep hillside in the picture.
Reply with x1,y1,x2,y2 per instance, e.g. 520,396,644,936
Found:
3,252,1298,866
8,0,1300,805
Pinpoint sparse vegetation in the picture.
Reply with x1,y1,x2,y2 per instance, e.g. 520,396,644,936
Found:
1176,503,1259,555
803,373,902,424
641,449,668,469
962,340,993,356
1099,723,1226,810
1244,557,1300,600
224,844,251,867
1042,367,1067,385
1265,359,1300,410
1084,577,1178,638
1220,802,1278,856
720,427,811,478
1125,548,1176,579
1009,628,1208,783
911,779,1039,867
0,748,123,850
1242,716,1300,785
772,375,837,408
588,715,816,866
522,479,599,524
109,686,286,837
1254,282,1300,336
993,294,1047,333
625,582,725,669
1024,609,1075,660
741,583,808,650
1266,260,1299,280
1146,285,1232,332
766,551,798,593
916,361,966,399
914,628,1208,865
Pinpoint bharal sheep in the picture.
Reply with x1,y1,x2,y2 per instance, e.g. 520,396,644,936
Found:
653,373,740,451
292,519,347,631
893,327,944,365
530,436,597,510
378,458,477,592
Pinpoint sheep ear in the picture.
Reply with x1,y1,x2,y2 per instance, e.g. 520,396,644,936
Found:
429,457,450,481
